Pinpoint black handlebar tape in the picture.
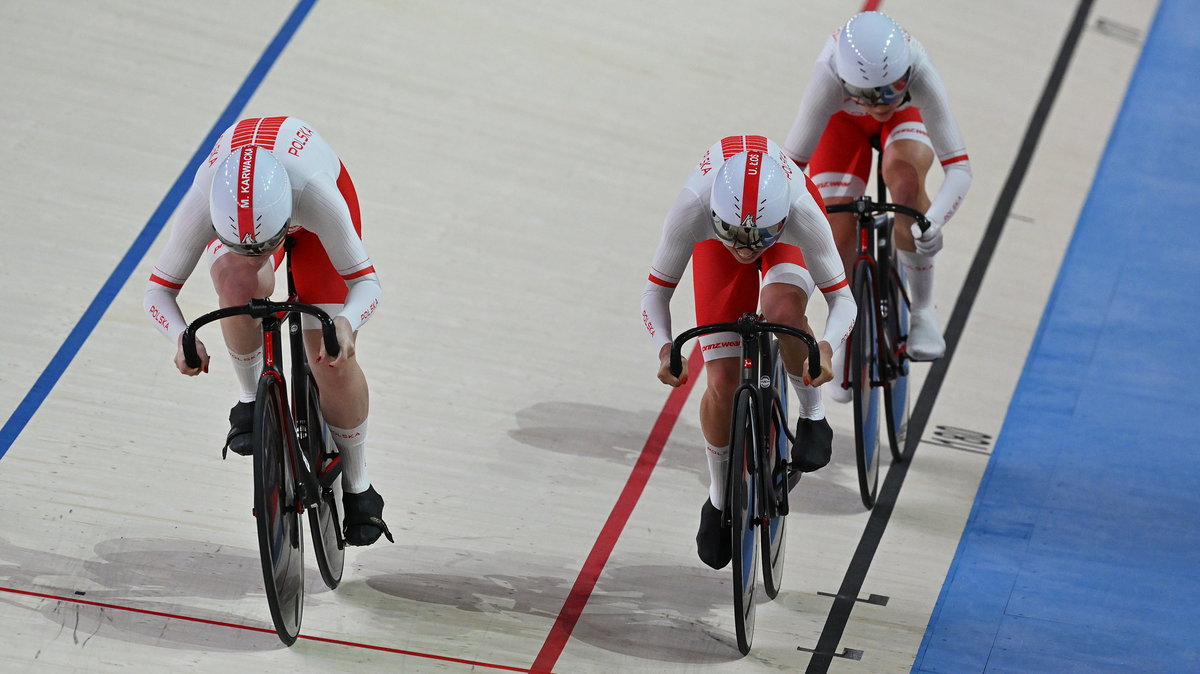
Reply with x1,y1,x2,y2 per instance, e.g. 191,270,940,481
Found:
182,329,201,370
808,349,822,380
323,325,340,359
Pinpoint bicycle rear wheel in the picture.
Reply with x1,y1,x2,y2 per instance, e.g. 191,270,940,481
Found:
851,269,882,509
298,371,344,589
882,260,910,463
254,376,305,645
760,339,788,599
729,388,759,655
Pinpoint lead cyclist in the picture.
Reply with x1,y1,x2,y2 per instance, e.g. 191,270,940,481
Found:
142,116,392,546
640,135,856,570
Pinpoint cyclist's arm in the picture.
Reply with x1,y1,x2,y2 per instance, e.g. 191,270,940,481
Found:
296,174,382,331
909,41,972,226
641,189,707,353
143,187,211,341
818,283,855,350
785,197,856,349
783,39,844,168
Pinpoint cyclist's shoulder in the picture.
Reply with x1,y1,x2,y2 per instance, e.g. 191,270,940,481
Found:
195,116,339,184
681,142,723,195
906,38,950,90
814,30,839,66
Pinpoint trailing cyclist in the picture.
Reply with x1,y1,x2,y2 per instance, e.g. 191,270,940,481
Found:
783,11,972,399
143,116,391,546
641,135,856,569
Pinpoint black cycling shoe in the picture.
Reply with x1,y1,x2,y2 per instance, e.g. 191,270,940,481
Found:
791,417,833,473
696,499,732,570
224,401,255,458
342,485,395,546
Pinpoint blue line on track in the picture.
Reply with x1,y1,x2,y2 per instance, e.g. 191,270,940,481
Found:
0,0,316,461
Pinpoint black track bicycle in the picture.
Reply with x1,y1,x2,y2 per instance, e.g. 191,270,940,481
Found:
825,182,931,509
669,313,821,655
181,247,345,646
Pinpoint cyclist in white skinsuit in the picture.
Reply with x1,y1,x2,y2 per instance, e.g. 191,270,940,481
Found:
143,116,391,546
642,135,856,569
784,11,971,401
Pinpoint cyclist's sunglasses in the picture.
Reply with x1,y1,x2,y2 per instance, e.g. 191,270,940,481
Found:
711,213,785,251
841,69,912,106
227,219,290,256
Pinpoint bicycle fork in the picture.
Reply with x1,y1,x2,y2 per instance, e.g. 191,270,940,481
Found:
873,215,910,383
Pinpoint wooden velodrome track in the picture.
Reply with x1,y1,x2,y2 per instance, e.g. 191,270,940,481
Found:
0,0,1166,671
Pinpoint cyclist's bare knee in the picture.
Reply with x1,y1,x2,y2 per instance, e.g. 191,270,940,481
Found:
703,358,739,398
211,255,273,306
882,140,933,207
700,357,739,445
821,201,858,277
760,284,810,329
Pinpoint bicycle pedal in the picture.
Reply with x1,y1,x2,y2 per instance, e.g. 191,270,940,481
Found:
787,470,802,493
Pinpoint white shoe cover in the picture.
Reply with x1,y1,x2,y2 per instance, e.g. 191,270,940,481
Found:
908,308,946,360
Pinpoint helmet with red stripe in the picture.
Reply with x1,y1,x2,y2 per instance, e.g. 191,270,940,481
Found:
209,146,292,256
710,150,790,257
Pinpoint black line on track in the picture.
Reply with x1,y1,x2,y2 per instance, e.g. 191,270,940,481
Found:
803,1,1095,670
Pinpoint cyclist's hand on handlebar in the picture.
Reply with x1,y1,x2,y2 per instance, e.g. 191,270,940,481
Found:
912,219,944,256
175,333,209,376
657,343,688,387
318,315,356,367
803,341,835,387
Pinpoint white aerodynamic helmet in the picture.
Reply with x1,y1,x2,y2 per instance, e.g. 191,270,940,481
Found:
836,11,913,105
209,146,292,256
710,150,790,253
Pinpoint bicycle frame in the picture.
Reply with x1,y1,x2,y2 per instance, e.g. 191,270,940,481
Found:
826,197,929,385
282,247,343,520
825,166,932,506
670,313,820,515
179,247,348,644
182,297,339,513
670,313,820,653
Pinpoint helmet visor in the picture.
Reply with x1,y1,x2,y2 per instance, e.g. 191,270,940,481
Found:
842,69,911,106
711,212,785,251
222,219,289,256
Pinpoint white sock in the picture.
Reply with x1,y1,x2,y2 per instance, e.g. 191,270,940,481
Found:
705,443,730,510
330,419,370,493
788,373,826,420
229,347,263,403
898,250,936,312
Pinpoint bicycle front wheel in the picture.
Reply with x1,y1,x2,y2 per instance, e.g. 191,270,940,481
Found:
729,388,759,655
760,338,788,600
851,269,882,509
882,260,910,463
299,371,344,589
254,376,305,645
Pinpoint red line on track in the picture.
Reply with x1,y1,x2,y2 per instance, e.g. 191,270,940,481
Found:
530,345,704,672
0,585,531,672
